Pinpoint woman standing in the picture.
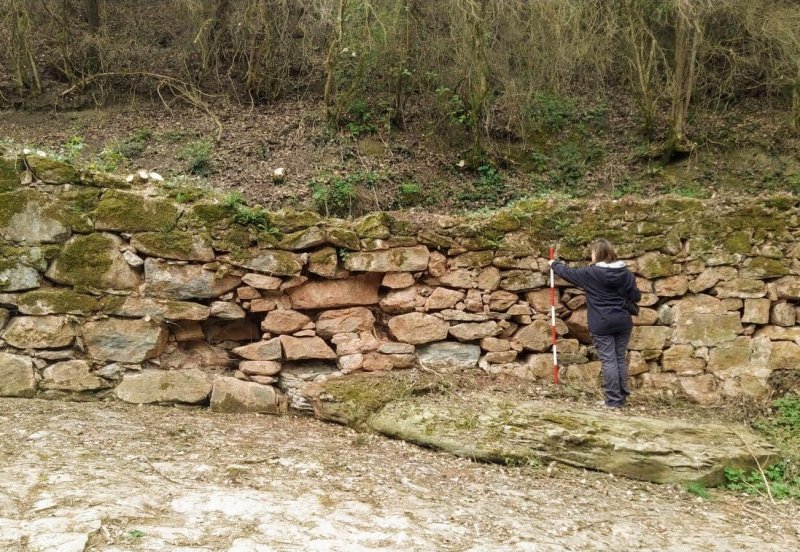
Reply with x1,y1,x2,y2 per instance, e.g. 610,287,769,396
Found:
549,240,641,408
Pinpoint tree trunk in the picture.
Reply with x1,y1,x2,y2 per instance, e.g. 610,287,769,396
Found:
83,0,101,73
324,0,347,125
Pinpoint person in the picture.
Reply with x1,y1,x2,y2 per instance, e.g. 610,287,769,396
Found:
548,239,641,408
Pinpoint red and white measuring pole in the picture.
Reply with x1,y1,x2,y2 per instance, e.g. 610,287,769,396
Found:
549,247,559,385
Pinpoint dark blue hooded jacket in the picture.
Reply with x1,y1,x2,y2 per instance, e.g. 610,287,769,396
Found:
551,260,641,336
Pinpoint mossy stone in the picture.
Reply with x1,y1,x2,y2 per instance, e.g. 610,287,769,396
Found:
724,231,752,255
270,210,321,232
183,202,233,230
326,226,361,250
80,170,132,189
17,289,102,315
417,230,458,249
94,190,179,232
131,230,214,261
353,212,391,239
0,190,31,228
0,157,20,192
741,257,789,280
637,252,679,279
24,155,79,184
47,233,130,289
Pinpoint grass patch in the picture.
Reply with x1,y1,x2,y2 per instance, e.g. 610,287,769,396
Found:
685,482,712,500
177,140,214,176
731,394,800,501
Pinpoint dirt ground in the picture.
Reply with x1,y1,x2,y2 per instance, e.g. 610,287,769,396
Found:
1,398,798,552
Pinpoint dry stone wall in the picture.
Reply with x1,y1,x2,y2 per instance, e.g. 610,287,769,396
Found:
1,152,799,411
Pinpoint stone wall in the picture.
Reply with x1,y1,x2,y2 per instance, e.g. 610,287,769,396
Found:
1,152,799,411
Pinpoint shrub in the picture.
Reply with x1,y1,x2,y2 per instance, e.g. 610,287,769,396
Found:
177,140,214,177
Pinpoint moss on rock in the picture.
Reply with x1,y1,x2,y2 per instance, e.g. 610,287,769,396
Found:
24,155,79,184
17,288,103,314
94,190,179,232
270,210,321,232
0,157,20,192
326,226,361,250
47,233,122,288
131,230,214,261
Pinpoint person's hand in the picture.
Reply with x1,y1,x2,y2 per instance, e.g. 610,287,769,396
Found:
548,259,556,267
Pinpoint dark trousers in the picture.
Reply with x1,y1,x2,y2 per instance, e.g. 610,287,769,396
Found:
592,328,632,407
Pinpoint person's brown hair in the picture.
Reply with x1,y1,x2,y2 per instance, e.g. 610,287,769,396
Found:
591,239,618,263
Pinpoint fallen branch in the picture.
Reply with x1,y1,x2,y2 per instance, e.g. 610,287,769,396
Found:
60,71,224,139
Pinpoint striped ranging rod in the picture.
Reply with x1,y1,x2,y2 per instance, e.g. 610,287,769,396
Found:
549,247,559,385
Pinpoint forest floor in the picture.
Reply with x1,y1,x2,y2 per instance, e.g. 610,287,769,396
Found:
1,397,798,552
1,99,799,217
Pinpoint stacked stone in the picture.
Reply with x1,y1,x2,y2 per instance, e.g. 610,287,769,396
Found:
1,153,799,412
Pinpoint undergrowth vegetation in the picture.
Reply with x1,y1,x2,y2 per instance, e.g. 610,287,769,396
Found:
727,395,800,502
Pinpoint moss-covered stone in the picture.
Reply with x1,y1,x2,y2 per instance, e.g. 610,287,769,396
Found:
723,231,752,255
353,212,391,239
17,288,103,315
314,372,440,427
0,190,31,228
47,233,140,290
131,231,215,261
326,226,361,250
270,210,321,232
183,202,233,230
0,157,20,192
94,190,179,232
637,252,679,279
24,155,79,184
741,257,789,280
80,170,132,189
278,226,327,251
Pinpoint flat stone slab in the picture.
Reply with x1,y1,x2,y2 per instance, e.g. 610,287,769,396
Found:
368,393,778,485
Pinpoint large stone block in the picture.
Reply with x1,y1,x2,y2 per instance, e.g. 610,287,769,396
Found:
82,318,168,362
388,312,449,345
210,377,285,414
261,309,312,334
280,335,337,360
0,352,36,397
41,360,111,392
0,190,71,244
287,274,381,309
417,342,481,373
449,321,500,342
47,233,141,290
774,276,800,300
742,298,771,325
672,313,742,347
499,270,546,292
714,279,767,299
636,253,680,279
513,320,568,352
109,296,211,321
115,369,212,404
0,262,40,292
424,288,465,311
344,245,430,273
661,345,705,375
144,258,241,300
628,326,671,351
767,341,800,371
2,315,77,349
233,338,282,361
236,249,306,276
131,231,215,261
94,190,179,232
315,307,375,338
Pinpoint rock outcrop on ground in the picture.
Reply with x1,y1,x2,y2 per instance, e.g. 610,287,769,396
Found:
308,373,778,485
